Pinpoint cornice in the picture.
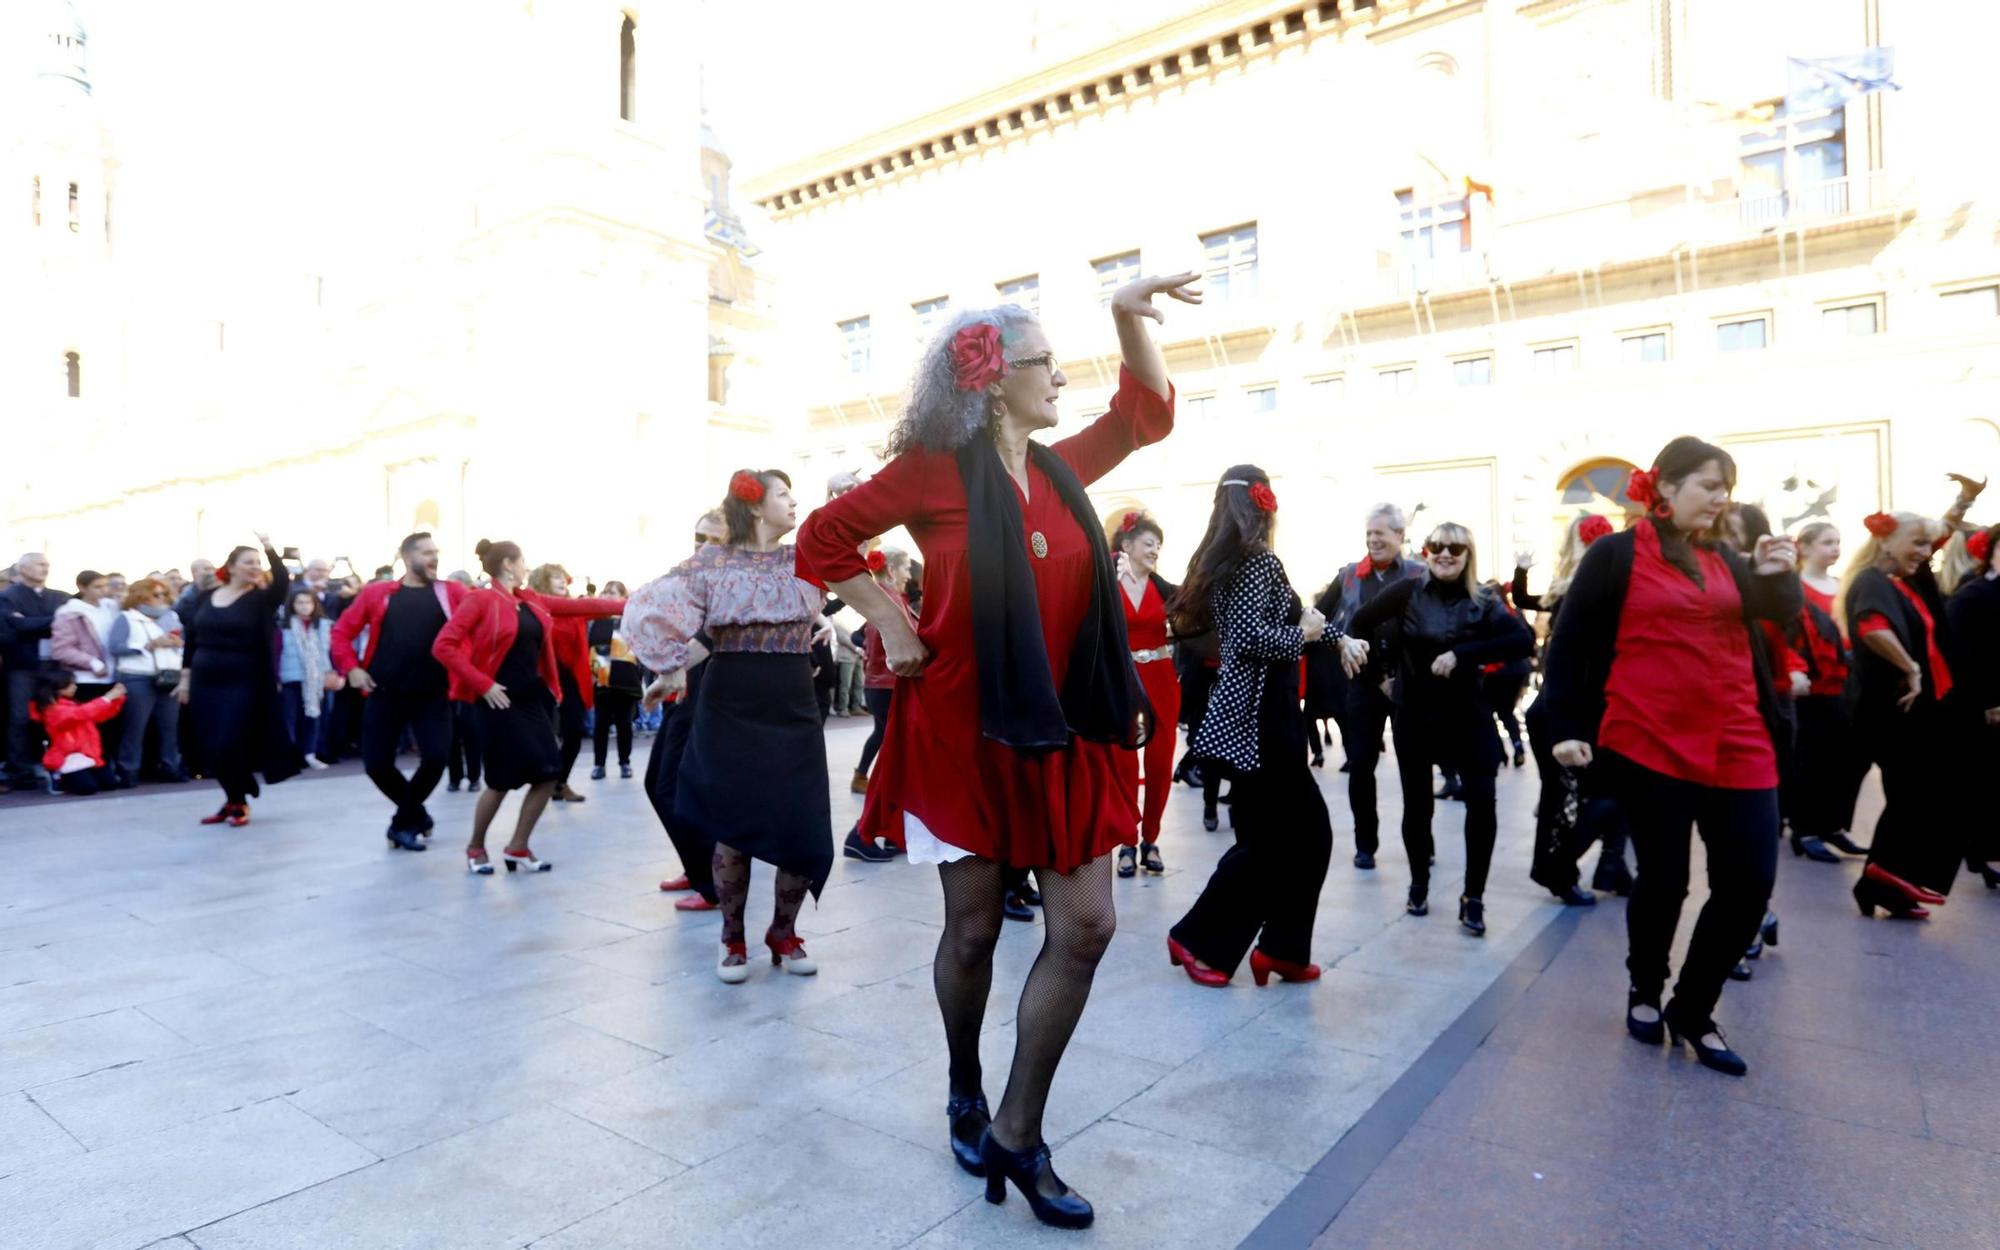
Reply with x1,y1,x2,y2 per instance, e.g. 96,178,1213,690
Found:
743,1,1482,218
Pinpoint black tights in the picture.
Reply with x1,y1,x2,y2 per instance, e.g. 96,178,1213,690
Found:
712,842,810,946
934,854,1114,1149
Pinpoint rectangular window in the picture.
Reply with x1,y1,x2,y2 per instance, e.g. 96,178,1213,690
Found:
1093,251,1141,307
1452,355,1493,386
1244,385,1277,413
1821,300,1880,336
837,316,871,375
996,274,1039,315
1532,344,1578,375
1308,376,1344,412
911,296,950,340
1200,224,1259,303
1738,101,1847,222
1716,316,1769,353
1621,332,1668,364
1397,190,1470,258
67,181,79,232
1182,394,1215,420
1941,284,2000,323
1378,366,1417,395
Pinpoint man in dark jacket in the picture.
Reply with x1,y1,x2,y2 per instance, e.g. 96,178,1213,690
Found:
2,552,70,788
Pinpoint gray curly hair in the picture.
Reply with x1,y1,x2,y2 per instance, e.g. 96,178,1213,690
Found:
885,304,1041,456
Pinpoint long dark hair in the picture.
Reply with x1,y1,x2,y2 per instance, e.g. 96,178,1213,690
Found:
32,672,76,711
721,469,791,546
1169,465,1275,636
1646,435,1737,585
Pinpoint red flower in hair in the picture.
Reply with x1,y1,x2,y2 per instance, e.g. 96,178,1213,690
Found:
1577,515,1614,547
729,471,766,504
1968,530,1993,565
1863,512,1899,538
865,550,888,574
1248,482,1279,514
1624,468,1660,509
1120,512,1140,533
950,323,1008,392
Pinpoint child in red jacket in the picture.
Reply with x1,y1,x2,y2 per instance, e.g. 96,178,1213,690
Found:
31,674,126,795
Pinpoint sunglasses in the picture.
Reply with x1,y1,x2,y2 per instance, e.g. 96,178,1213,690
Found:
1007,353,1057,372
694,533,721,546
1424,542,1469,557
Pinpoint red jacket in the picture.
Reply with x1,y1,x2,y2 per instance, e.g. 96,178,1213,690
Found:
430,587,623,704
330,579,471,678
31,693,124,770
548,613,597,710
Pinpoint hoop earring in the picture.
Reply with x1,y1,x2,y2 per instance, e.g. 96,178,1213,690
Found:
1651,500,1673,520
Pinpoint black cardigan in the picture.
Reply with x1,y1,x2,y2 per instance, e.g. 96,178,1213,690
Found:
1844,565,1947,726
1541,526,1802,752
1946,575,2000,716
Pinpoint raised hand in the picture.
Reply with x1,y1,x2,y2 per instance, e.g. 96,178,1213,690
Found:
1111,272,1203,324
1948,473,1988,501
1753,535,1798,575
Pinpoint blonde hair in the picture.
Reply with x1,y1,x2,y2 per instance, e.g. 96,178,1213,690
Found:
1835,511,1930,631
1545,515,1601,602
527,563,570,595
1424,521,1493,602
1938,529,1981,597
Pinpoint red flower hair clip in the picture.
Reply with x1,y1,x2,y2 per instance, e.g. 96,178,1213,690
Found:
1577,515,1614,547
1863,512,1899,538
1624,468,1660,509
729,471,766,504
950,323,1008,392
1120,512,1140,533
865,550,888,574
1968,530,1993,565
1248,482,1279,514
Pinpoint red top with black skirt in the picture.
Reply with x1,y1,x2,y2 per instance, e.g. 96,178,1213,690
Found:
796,367,1174,871
1598,523,1778,790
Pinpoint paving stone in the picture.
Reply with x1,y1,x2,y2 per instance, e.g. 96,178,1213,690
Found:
0,1091,83,1179
0,1006,192,1093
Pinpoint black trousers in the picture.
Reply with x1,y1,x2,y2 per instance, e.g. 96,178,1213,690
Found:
1170,757,1333,975
1392,718,1499,899
592,688,638,768
448,701,482,786
1482,672,1528,748
1341,678,1395,854
362,690,451,830
857,687,893,775
1525,697,1629,891
1862,701,1959,895
1791,694,1866,840
4,666,45,786
1609,752,1778,1024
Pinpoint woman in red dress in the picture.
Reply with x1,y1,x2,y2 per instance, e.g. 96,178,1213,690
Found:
1111,511,1179,878
796,272,1198,1231
1542,437,1801,1077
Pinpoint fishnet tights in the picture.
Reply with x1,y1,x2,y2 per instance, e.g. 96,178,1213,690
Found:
712,842,810,946
935,853,1115,1148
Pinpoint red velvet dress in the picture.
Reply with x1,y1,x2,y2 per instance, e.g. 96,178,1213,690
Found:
796,366,1175,872
1118,578,1181,842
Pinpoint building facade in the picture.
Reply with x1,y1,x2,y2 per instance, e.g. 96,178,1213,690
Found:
4,1,780,588
748,0,2000,587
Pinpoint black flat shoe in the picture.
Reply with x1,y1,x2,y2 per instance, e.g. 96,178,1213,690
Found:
1824,832,1869,856
1015,884,1042,907
1551,885,1597,907
1760,911,1778,948
1458,895,1486,937
1406,887,1428,917
843,830,895,862
385,828,427,852
981,1129,1093,1230
1791,834,1841,863
1116,847,1137,878
1002,894,1035,923
1728,959,1753,982
1591,863,1634,897
1139,842,1164,875
1202,813,1219,833
1353,851,1376,871
947,1095,990,1176
1626,989,1664,1045
1663,1001,1748,1076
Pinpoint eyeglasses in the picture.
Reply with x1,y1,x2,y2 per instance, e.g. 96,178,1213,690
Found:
1424,542,1469,557
1007,353,1057,372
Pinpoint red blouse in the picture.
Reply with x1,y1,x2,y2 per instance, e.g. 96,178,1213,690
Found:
796,366,1175,871
1123,578,1170,652
1855,578,1953,701
1598,523,1778,790
1799,582,1850,698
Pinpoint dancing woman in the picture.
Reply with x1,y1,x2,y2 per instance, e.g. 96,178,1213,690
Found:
177,536,303,826
1112,510,1179,878
797,273,1197,1230
1166,468,1335,984
1542,437,1801,1076
431,540,623,874
1786,521,1869,862
624,470,833,982
1346,523,1533,934
528,564,595,803
1947,524,2000,888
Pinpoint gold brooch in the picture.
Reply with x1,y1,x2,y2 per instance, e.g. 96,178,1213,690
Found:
1030,531,1049,559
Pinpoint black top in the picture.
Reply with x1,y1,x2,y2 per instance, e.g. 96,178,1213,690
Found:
1540,524,1801,751
373,584,449,698
184,552,290,681
0,584,68,669
1845,565,1947,725
1946,575,2000,716
496,604,544,692
1350,576,1533,764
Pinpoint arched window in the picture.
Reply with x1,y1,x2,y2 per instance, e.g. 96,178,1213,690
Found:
618,15,637,122
64,351,81,398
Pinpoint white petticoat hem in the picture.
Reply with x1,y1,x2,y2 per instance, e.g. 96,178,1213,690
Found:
901,811,975,865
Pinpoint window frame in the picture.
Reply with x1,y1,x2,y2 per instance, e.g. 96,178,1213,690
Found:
996,274,1040,315
1938,281,2000,324
1618,327,1672,364
1529,340,1580,376
1450,353,1494,387
1818,295,1883,338
910,295,951,340
836,315,872,375
1377,364,1418,396
1713,311,1772,354
1242,383,1278,413
1092,250,1142,307
1199,223,1259,304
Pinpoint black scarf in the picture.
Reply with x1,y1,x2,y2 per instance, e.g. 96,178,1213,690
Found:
955,437,1151,753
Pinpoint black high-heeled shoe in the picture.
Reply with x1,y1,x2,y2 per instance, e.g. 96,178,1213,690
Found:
1626,989,1664,1045
1663,1001,1748,1076
1728,959,1753,982
1406,886,1429,917
1824,832,1869,855
1854,875,1931,919
1760,912,1778,947
946,1095,990,1177
980,1128,1093,1229
1458,895,1486,937
1791,834,1841,863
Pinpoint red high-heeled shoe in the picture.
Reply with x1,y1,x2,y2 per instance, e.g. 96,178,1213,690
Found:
1863,863,1945,907
199,804,242,826
1167,937,1229,988
225,805,250,828
673,894,717,912
1249,948,1321,987
658,875,693,892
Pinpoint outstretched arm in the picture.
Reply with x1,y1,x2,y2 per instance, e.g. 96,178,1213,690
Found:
1112,273,1202,401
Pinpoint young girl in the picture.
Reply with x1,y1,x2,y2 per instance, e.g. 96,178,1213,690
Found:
31,674,126,795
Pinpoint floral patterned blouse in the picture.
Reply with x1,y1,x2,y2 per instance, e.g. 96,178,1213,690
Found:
623,544,823,672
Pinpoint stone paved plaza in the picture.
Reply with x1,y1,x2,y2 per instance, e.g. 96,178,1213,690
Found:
3,716,1995,1249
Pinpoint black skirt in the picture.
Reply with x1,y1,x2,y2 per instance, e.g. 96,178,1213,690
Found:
475,684,562,792
673,652,833,896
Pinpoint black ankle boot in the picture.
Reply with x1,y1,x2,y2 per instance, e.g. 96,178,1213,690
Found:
981,1128,1093,1229
1458,895,1486,937
946,1095,990,1176
1406,885,1429,916
1626,988,1664,1045
1662,1001,1748,1076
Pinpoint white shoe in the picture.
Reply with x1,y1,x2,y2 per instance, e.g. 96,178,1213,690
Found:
305,755,330,770
717,944,751,984
767,933,817,977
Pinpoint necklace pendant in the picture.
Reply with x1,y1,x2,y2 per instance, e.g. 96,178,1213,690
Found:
1030,531,1049,559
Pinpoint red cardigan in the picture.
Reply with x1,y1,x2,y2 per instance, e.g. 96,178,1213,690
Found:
330,579,470,676
430,587,623,703
32,693,124,770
